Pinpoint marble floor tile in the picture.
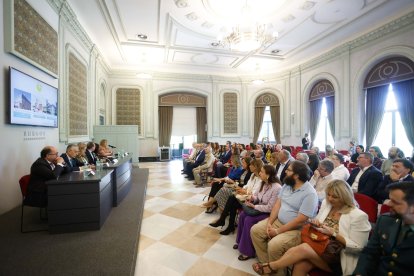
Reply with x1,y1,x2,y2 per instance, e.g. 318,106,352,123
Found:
137,161,257,276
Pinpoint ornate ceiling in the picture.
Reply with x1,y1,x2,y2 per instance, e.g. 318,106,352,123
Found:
67,0,414,76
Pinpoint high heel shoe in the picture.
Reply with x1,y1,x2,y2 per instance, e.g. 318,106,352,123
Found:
205,204,218,214
220,227,235,235
209,219,225,228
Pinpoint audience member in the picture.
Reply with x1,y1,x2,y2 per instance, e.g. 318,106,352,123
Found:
310,159,335,202
254,149,268,164
61,144,84,172
192,145,215,186
269,152,280,167
348,141,356,156
381,146,404,175
76,142,89,165
182,142,198,171
375,158,414,203
275,149,291,182
330,153,350,181
210,159,263,234
215,142,232,177
236,165,282,261
347,152,383,198
351,145,364,163
296,152,309,164
307,153,320,173
250,161,318,276
26,146,66,206
354,181,414,276
310,146,321,160
86,142,98,165
368,146,385,170
302,133,310,150
252,179,371,276
184,144,205,180
213,157,252,210
324,145,336,159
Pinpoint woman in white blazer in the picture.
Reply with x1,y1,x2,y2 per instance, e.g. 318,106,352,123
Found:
252,179,371,276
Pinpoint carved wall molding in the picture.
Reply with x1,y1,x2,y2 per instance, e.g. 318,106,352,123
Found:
159,93,206,107
116,88,141,134
309,80,335,101
364,56,414,89
255,93,280,107
223,92,238,134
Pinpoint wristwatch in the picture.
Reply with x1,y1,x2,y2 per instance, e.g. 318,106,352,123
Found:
331,232,337,240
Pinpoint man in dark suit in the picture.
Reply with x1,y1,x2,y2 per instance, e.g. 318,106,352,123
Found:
354,181,414,275
26,146,66,206
184,145,206,180
275,149,291,183
86,141,98,165
60,144,84,172
375,158,414,203
347,152,383,198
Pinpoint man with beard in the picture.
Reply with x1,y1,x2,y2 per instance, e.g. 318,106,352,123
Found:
381,146,404,176
250,161,318,276
354,181,414,276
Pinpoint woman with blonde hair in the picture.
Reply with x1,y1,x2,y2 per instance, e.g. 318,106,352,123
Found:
252,179,371,276
76,142,88,164
98,139,113,158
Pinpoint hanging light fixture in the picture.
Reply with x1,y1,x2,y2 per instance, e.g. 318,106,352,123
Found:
213,1,278,52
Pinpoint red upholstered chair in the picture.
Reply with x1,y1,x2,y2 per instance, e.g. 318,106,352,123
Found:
379,204,391,214
338,150,350,156
19,175,48,233
354,193,378,224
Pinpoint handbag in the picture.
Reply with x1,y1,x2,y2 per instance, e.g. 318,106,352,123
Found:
301,224,331,255
301,224,344,263
242,204,264,216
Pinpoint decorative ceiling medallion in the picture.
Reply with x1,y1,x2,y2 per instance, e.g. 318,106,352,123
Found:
174,0,189,8
186,12,198,21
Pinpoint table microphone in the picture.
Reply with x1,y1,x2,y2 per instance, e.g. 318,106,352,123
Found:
108,145,116,148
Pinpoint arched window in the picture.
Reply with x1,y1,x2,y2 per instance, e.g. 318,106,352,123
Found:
254,93,280,144
364,56,414,156
308,80,335,149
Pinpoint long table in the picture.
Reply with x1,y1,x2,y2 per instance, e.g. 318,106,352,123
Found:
47,170,113,234
104,155,132,207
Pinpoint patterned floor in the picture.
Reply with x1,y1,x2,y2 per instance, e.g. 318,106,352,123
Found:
135,160,256,276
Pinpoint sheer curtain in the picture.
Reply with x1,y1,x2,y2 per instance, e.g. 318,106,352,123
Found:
309,99,323,147
158,106,173,147
196,107,207,143
392,79,414,147
365,85,388,149
253,107,265,144
270,106,280,143
325,96,335,139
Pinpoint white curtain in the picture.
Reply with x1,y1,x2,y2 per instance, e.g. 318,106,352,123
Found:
171,107,196,136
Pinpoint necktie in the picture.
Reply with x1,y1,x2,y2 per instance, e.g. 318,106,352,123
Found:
50,163,55,170
70,159,76,167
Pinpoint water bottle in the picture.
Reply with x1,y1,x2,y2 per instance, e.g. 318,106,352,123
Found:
96,160,102,172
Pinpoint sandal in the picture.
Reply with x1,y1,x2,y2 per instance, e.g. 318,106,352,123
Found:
252,262,277,275
238,254,251,261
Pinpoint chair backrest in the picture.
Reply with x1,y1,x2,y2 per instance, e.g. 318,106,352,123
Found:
354,193,378,223
379,204,391,214
19,175,31,197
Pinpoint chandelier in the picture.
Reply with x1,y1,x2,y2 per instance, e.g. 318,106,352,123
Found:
221,24,277,52
212,1,278,52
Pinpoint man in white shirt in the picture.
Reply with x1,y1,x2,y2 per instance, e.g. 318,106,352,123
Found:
309,159,334,202
275,150,291,182
329,153,350,181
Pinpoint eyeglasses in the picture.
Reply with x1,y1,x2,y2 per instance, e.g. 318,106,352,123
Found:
48,152,58,156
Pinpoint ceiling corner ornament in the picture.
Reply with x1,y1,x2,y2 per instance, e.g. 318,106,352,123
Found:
186,12,198,21
174,0,189,8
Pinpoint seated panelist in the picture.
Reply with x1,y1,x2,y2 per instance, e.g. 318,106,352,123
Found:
60,144,84,172
26,146,66,206
86,142,98,165
98,139,113,158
